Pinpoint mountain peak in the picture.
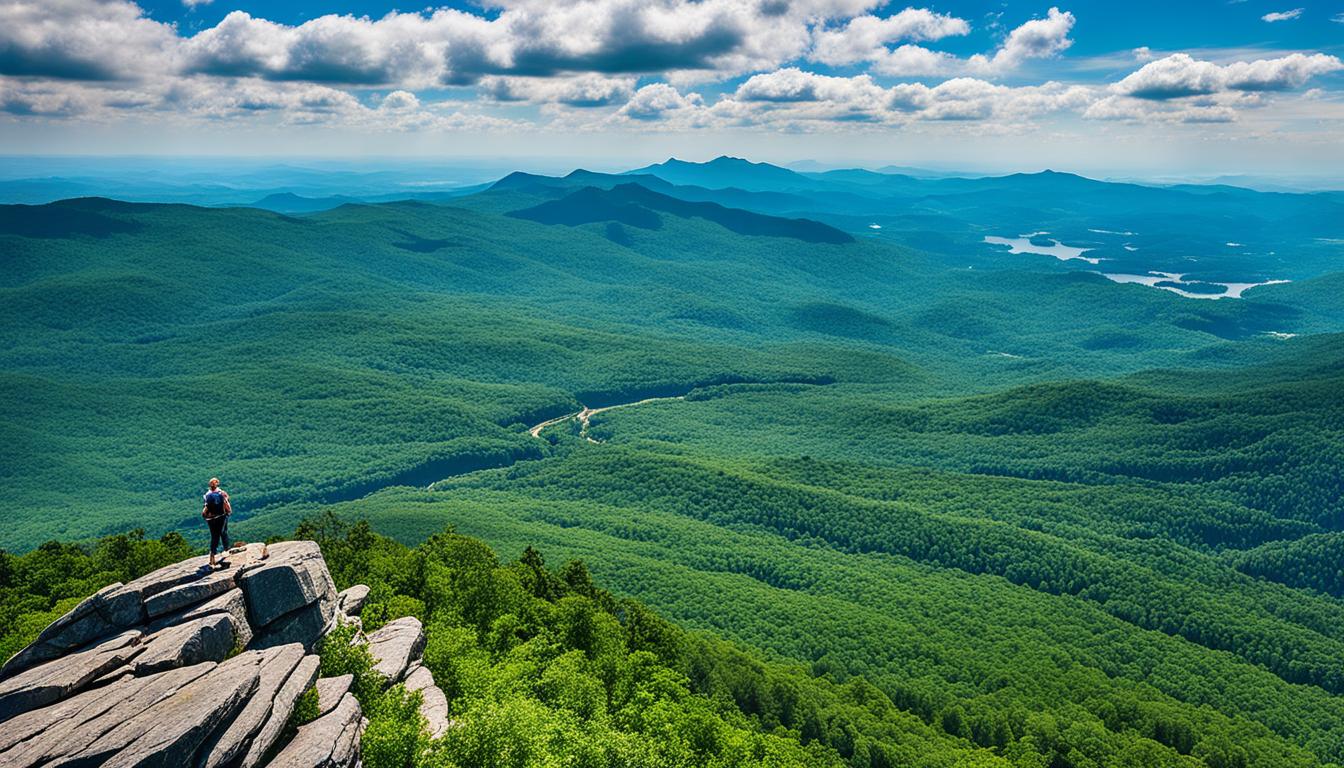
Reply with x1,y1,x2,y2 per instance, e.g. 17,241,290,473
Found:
627,155,810,191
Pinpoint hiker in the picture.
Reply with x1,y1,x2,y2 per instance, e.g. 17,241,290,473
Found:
202,477,233,569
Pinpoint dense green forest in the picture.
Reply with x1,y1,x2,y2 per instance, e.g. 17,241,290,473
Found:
2,520,1021,767
3,167,1344,767
3,189,1341,548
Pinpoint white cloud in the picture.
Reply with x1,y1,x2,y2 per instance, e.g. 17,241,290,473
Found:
379,90,420,112
183,11,445,86
182,0,213,7
968,7,1075,73
736,68,885,103
656,69,1099,130
479,74,636,106
617,82,706,121
1261,8,1303,22
869,44,962,77
806,6,1076,78
1084,95,1238,123
6,0,905,89
1113,52,1343,100
0,0,1337,141
0,0,178,80
809,8,969,66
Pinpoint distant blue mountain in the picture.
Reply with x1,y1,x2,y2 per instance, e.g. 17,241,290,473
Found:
626,155,816,191
247,192,360,213
505,183,853,244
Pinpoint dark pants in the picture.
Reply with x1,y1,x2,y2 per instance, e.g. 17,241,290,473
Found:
208,515,231,557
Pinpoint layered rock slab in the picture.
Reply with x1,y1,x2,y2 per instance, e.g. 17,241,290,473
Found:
0,630,143,723
0,663,214,768
404,663,451,739
366,617,425,685
0,543,377,767
196,644,320,768
265,692,363,768
314,675,353,717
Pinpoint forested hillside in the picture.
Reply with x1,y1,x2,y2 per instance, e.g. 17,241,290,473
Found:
3,167,1343,768
3,187,1340,547
238,336,1344,767
1,520,1019,767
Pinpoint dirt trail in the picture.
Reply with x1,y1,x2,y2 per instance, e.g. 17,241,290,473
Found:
528,396,685,441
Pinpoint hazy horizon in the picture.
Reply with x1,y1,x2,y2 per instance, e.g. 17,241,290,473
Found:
2,153,1341,193
2,1,1341,178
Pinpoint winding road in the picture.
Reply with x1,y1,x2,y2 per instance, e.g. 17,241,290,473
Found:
528,396,686,441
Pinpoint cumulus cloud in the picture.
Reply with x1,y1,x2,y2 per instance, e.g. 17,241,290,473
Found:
379,90,420,112
683,68,1095,129
0,0,1337,137
736,68,885,103
1084,95,1238,124
0,0,1077,96
616,82,706,122
806,6,1076,78
968,7,1075,73
7,0,879,89
1113,52,1343,100
1261,8,1303,22
0,0,178,80
183,11,445,86
809,8,970,66
479,74,636,106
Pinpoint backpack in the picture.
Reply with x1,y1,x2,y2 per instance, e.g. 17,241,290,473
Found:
204,490,226,518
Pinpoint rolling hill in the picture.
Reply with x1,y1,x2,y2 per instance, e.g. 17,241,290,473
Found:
2,168,1343,768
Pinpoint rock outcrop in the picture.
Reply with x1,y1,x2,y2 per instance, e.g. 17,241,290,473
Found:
0,539,454,767
0,541,374,768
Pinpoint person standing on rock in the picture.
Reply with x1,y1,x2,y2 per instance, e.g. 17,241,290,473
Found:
202,477,233,569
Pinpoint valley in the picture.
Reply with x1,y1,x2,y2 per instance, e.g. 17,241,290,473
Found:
2,157,1342,768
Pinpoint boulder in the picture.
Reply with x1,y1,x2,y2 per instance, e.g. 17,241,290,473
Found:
238,542,335,631
264,691,363,768
404,664,451,739
336,586,369,617
130,613,237,676
365,617,425,686
0,630,143,724
195,644,316,768
314,675,353,717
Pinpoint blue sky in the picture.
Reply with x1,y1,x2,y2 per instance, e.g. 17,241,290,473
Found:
1,1,1341,175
